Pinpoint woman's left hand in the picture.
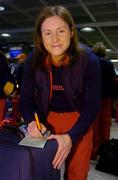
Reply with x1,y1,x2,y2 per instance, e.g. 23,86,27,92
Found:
47,134,72,169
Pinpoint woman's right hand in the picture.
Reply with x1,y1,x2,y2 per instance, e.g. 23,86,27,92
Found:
27,121,47,138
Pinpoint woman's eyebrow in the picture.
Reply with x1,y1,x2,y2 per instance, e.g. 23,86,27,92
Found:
42,26,67,32
42,29,51,32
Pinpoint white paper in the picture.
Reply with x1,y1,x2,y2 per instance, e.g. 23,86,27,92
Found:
19,137,47,148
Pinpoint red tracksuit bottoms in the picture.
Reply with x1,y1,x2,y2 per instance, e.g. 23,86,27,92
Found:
47,111,93,180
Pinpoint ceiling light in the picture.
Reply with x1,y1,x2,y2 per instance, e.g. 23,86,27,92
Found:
80,27,95,32
0,6,5,11
106,48,112,52
111,59,118,62
30,44,35,48
1,33,11,37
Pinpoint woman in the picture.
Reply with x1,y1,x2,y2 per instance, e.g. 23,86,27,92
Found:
20,6,100,180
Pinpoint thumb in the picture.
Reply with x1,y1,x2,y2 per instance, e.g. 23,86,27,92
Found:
47,134,57,140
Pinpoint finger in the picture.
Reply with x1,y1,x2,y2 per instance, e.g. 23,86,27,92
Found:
53,147,62,167
47,134,56,140
30,122,40,132
57,151,68,169
53,148,68,169
27,124,42,137
53,145,67,169
40,123,47,134
57,155,65,170
41,123,47,130
47,135,65,166
53,151,64,169
28,129,41,137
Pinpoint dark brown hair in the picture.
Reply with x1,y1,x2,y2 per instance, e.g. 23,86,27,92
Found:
33,5,82,71
92,42,106,57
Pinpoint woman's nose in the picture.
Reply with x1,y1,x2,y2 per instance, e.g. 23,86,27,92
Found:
52,33,59,43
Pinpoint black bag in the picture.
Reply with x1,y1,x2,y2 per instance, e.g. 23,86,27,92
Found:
95,139,118,176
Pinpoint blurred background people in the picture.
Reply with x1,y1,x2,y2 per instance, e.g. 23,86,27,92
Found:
15,53,27,92
0,51,15,121
9,53,27,94
91,42,117,159
9,53,27,122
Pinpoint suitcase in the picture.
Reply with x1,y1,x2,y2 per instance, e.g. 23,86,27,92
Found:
0,140,34,180
0,125,60,180
0,125,34,180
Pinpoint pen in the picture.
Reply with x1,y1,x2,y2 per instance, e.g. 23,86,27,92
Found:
34,112,41,130
34,112,51,138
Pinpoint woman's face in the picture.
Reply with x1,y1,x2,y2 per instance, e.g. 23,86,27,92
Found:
41,15,73,60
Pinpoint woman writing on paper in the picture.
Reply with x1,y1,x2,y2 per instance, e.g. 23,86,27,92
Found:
20,5,101,180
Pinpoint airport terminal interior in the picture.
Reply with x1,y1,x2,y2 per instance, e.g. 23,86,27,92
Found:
0,0,118,179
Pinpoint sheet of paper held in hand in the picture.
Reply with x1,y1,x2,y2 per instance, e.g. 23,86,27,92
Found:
19,137,47,148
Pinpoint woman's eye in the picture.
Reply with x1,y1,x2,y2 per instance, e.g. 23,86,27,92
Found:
59,30,65,33
44,32,51,36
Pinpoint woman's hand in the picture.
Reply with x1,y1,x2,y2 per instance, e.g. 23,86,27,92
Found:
27,121,47,138
47,134,72,169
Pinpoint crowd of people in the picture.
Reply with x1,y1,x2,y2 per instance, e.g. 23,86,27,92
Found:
0,51,15,121
0,5,118,180
0,51,27,124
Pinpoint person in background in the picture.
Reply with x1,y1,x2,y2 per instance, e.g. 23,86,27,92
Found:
15,53,27,92
0,51,15,121
20,5,100,180
10,53,27,122
9,53,27,93
91,42,117,159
